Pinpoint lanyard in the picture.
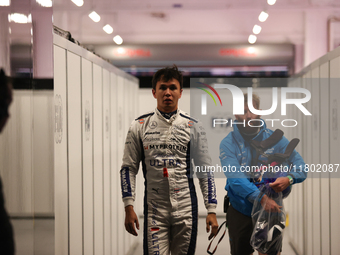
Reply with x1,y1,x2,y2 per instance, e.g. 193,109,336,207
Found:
207,221,227,255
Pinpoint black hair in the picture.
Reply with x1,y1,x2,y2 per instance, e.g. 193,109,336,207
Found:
152,64,183,90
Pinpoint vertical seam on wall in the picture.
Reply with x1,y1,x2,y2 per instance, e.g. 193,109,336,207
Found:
65,49,70,255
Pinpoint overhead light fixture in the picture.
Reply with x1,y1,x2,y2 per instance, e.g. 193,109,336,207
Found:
0,0,10,6
89,11,100,22
113,35,123,45
103,24,113,34
258,11,269,22
9,13,31,23
248,35,257,44
253,25,262,35
117,47,125,54
267,0,276,5
247,47,256,54
36,0,52,7
71,0,83,7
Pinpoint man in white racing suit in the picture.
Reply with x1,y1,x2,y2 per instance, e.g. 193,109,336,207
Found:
120,65,218,255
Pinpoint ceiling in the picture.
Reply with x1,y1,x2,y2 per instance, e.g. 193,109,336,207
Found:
52,0,340,46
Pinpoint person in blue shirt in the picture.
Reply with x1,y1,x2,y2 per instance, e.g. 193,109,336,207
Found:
219,93,307,255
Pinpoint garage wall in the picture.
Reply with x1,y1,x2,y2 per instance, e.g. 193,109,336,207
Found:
53,34,139,255
286,46,340,255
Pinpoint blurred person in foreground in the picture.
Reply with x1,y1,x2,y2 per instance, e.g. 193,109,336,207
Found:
220,93,307,255
120,65,218,254
0,68,15,255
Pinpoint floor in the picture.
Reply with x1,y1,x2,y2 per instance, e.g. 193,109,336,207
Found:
10,216,296,255
132,216,296,255
11,218,54,255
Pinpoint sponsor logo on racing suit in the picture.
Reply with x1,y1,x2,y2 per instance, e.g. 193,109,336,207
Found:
149,144,187,151
150,200,160,254
150,159,181,167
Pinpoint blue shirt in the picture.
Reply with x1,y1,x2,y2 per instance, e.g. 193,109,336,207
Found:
219,120,307,216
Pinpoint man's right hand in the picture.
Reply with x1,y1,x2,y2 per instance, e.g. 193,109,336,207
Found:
125,205,139,236
260,194,282,212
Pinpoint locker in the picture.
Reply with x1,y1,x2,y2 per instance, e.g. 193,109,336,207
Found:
329,56,340,255
54,34,139,255
103,68,111,255
110,72,118,255
67,51,83,255
123,78,131,253
117,75,125,255
93,64,104,255
319,61,330,255
53,45,69,255
82,58,94,255
303,71,313,255
311,67,321,255
296,77,304,255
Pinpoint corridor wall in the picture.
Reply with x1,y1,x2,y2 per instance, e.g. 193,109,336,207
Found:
53,34,139,255
286,46,340,255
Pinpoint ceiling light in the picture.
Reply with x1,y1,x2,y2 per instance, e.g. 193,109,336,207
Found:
113,35,123,45
0,0,10,6
36,0,52,7
253,25,262,35
9,13,31,23
103,24,113,34
248,35,257,44
71,0,83,7
89,11,100,22
117,48,125,54
258,11,269,22
267,0,276,5
247,47,256,54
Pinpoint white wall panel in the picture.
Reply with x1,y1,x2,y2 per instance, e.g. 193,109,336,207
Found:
319,61,330,255
53,45,69,255
33,91,54,214
67,51,83,255
102,69,111,255
110,72,118,255
303,71,313,255
286,76,305,255
286,78,295,249
82,58,94,255
54,34,139,255
0,91,33,214
329,56,340,255
296,77,304,255
117,75,125,255
311,67,321,255
93,64,104,255
124,78,131,253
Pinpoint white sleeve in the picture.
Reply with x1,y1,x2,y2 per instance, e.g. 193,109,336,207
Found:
120,120,142,208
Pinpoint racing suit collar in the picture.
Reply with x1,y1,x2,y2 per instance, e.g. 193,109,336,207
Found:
158,109,178,120
155,107,180,123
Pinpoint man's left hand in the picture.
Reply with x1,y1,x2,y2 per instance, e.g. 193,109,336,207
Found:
206,213,218,240
269,177,290,193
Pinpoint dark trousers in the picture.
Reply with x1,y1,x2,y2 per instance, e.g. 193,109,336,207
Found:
0,178,15,255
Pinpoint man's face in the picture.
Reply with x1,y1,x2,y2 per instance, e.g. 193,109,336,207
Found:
235,103,261,133
152,78,182,113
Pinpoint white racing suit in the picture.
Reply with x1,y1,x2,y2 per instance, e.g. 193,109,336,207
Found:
120,108,217,255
